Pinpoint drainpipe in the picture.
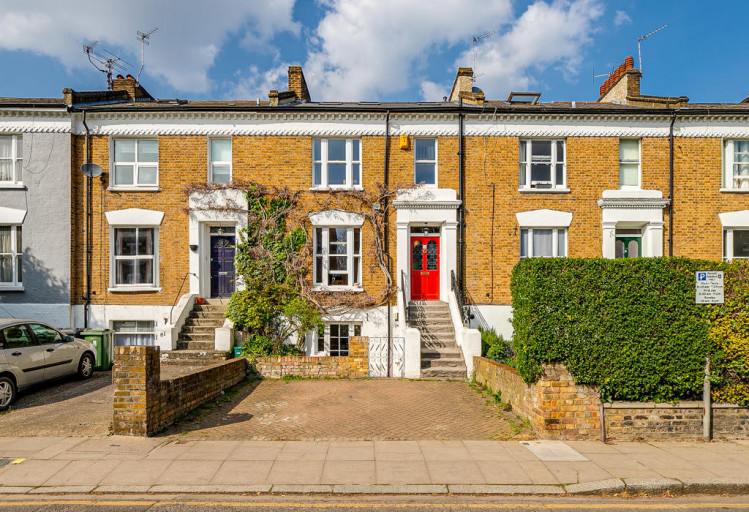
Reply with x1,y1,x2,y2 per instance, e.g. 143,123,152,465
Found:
82,110,92,329
668,111,677,257
384,110,392,377
458,99,465,291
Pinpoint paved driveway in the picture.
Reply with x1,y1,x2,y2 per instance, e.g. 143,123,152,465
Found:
164,379,532,441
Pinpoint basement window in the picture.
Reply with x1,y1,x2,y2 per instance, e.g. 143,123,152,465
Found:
113,321,156,346
315,323,361,356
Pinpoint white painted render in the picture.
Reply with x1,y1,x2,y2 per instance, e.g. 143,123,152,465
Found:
598,189,668,259
719,210,749,227
0,206,27,224
309,210,364,226
0,303,72,329
105,208,165,226
516,209,573,228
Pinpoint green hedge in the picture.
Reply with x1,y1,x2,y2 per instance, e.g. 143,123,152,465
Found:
510,257,748,403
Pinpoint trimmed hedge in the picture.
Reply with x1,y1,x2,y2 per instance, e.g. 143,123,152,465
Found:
511,257,749,403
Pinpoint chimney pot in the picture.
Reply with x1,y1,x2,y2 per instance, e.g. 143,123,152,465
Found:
126,74,134,80
625,56,634,69
116,74,124,79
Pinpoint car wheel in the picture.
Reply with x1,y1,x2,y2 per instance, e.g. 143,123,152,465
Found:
0,376,15,411
78,352,94,379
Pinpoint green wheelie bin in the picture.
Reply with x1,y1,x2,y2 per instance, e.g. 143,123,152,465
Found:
80,329,114,371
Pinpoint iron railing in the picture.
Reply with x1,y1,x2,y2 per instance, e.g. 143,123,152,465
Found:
400,269,410,326
169,272,197,325
451,270,470,326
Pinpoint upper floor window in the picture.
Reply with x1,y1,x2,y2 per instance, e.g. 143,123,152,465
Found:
724,140,749,190
519,139,566,190
112,227,157,288
414,139,437,186
619,139,640,188
209,138,231,183
112,139,158,189
312,138,360,188
520,228,566,259
0,225,22,287
313,227,361,288
0,135,22,185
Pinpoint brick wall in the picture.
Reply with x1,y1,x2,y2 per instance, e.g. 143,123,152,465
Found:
605,402,749,441
254,336,369,378
473,357,601,439
112,346,247,436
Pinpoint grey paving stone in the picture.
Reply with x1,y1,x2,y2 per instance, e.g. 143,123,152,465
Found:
448,484,565,495
519,441,588,462
333,484,447,494
0,487,32,494
149,484,271,493
565,478,626,494
680,477,749,494
624,477,684,494
94,485,152,493
271,484,334,493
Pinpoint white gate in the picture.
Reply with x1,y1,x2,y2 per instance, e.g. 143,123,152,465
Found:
368,337,405,378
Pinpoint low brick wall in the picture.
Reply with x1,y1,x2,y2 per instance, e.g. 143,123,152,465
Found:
474,357,749,441
473,357,601,440
113,346,247,436
254,336,369,379
605,401,749,441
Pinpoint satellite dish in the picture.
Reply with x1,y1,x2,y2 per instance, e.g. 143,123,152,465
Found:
80,163,102,178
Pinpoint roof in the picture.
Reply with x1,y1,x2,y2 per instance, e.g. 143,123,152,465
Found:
0,97,66,107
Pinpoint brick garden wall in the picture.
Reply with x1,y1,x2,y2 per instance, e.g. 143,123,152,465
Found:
112,346,247,436
473,357,601,440
474,357,749,441
254,336,369,379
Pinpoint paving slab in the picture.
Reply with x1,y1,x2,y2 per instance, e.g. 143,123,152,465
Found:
419,440,474,462
517,461,562,485
94,485,152,493
373,441,423,461
375,460,430,485
155,459,223,485
149,484,271,493
462,441,515,461
520,441,588,462
228,442,285,461
544,461,614,485
0,459,70,486
327,441,374,461
98,459,171,486
425,461,485,484
42,459,120,486
271,484,334,493
267,460,324,484
211,460,274,484
476,461,533,485
321,460,376,485
29,485,97,494
276,441,329,462
0,487,32,494
175,440,242,460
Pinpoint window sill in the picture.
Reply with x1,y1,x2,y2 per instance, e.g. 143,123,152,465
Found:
518,188,571,194
108,186,161,192
0,183,25,189
108,286,162,293
312,286,364,293
0,285,24,291
310,186,364,192
720,188,749,193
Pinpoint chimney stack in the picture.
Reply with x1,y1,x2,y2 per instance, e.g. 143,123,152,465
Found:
598,56,640,104
269,65,311,106
111,75,153,102
448,68,484,106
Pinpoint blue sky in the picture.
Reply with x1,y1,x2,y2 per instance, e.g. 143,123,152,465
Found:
0,0,746,104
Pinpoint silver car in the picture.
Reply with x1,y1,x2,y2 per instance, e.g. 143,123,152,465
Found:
0,320,96,410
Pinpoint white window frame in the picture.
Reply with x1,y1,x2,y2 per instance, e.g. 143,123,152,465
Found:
0,135,22,186
208,137,232,183
519,227,567,259
619,138,641,189
110,138,159,190
109,226,160,291
519,139,567,191
723,140,749,191
314,322,361,356
313,226,362,290
414,138,437,186
723,228,749,261
312,138,361,189
0,224,22,289
113,320,156,347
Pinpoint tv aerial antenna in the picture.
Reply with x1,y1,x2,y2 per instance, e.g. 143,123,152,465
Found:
638,24,668,75
83,41,132,90
472,30,495,80
136,27,158,82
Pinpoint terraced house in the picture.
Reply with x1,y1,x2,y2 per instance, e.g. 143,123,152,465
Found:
3,56,749,378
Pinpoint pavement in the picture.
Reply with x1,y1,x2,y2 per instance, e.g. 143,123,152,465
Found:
1,436,748,496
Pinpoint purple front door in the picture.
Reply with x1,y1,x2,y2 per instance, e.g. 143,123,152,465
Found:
210,235,235,298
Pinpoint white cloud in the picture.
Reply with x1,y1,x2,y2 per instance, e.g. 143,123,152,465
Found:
0,0,299,93
302,0,514,101
460,0,605,98
420,81,447,102
227,64,289,101
300,0,604,101
614,10,632,27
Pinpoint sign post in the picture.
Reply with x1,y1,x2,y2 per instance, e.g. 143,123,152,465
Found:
695,271,724,304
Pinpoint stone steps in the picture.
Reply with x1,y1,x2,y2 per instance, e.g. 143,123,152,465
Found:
170,300,229,364
409,300,467,380
420,366,468,379
177,340,215,351
160,349,231,365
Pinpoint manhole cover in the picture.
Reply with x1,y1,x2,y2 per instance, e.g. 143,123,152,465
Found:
0,459,10,469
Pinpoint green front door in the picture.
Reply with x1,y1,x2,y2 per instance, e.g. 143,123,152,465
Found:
616,237,641,258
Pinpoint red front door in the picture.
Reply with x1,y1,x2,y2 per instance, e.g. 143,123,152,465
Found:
411,236,440,300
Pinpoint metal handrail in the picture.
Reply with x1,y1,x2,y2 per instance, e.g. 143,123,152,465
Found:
400,269,410,327
451,270,470,326
169,272,197,325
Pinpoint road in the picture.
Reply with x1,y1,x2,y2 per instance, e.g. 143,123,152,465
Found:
0,494,749,511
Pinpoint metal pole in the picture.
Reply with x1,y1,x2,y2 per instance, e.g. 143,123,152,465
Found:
703,355,712,441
